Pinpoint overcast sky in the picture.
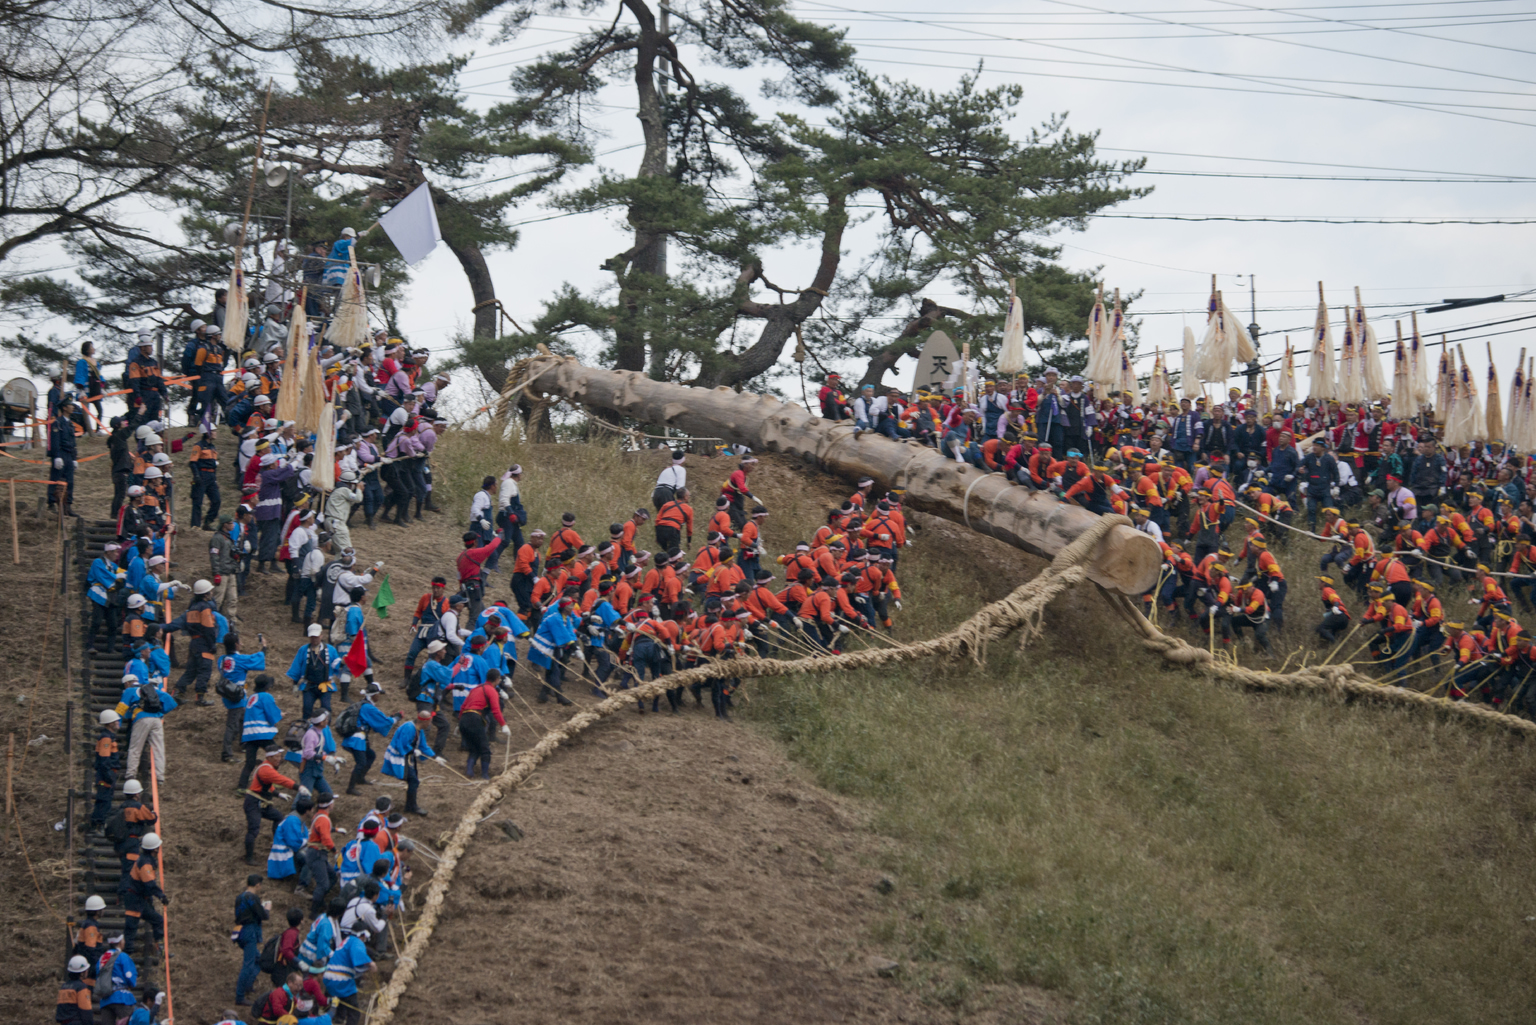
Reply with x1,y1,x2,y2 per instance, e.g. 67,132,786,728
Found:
7,0,1536,412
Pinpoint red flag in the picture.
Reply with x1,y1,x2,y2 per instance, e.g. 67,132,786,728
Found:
344,626,370,675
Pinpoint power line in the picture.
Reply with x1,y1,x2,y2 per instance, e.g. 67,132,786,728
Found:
1027,0,1536,87
829,13,1536,35
501,7,1536,128
1204,0,1536,60
1097,147,1536,180
853,54,1535,123
800,0,1536,96
847,40,1536,108
1132,169,1536,182
1092,212,1536,224
828,1,1534,12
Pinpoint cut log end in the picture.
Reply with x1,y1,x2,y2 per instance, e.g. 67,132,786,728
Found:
1088,525,1163,594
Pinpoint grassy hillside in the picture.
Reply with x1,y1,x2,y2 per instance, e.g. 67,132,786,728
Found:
434,430,1536,1025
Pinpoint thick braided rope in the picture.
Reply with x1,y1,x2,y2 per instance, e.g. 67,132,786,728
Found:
1101,590,1536,736
370,512,1536,1020
366,516,1126,1022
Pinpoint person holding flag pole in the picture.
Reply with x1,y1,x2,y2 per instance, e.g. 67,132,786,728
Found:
340,585,376,696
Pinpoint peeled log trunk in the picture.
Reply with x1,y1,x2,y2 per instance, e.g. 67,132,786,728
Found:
521,356,1161,595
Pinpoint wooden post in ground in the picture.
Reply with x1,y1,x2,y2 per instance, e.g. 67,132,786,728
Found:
5,733,13,816
9,479,17,564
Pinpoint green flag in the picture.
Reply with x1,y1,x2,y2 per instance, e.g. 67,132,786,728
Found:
372,572,396,618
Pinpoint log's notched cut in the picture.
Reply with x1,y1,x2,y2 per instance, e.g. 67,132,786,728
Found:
524,358,1162,594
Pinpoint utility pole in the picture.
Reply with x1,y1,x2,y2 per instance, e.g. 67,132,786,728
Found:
1245,273,1261,394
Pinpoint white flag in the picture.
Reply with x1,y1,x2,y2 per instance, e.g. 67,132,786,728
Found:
378,182,441,266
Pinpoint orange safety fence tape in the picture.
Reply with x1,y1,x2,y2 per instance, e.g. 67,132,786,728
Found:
153,494,176,1019
3,477,67,487
0,449,109,465
148,773,174,1022
2,366,250,462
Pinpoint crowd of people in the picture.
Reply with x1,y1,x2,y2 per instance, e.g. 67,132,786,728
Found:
814,368,1536,713
44,264,1536,1023
54,282,920,1024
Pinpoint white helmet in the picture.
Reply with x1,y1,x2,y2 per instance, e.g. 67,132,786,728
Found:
98,708,120,726
139,831,161,851
134,425,154,441
85,895,106,913
142,466,162,480
193,579,213,595
244,358,260,369
126,486,144,498
144,434,162,447
126,594,147,608
67,955,90,974
151,452,171,466
123,779,143,796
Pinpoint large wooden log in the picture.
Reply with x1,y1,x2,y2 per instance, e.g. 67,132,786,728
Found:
520,356,1161,594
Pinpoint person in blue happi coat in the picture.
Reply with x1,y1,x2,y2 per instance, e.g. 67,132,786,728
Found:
268,797,312,880
340,681,397,797
383,709,445,817
218,632,266,763
528,595,579,706
238,673,284,790
287,622,341,720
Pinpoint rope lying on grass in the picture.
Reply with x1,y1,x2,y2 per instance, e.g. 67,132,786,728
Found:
368,513,1536,1021
1096,585,1536,736
366,515,1118,1023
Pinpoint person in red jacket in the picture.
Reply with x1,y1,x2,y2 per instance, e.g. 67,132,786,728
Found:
798,576,843,650
818,372,851,421
458,671,508,780
722,455,757,528
618,509,647,572
457,531,507,625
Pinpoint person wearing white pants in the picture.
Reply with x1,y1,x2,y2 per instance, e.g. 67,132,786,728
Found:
127,716,165,784
117,679,178,785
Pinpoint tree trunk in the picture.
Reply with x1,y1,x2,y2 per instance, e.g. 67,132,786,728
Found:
611,0,669,374
697,194,848,389
443,237,499,342
519,355,1160,594
859,299,972,389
